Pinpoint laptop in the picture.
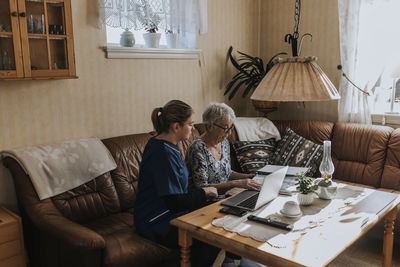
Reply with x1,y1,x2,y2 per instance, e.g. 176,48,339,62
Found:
254,165,309,196
221,166,288,211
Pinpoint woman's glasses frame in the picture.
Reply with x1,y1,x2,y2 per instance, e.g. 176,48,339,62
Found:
213,122,234,133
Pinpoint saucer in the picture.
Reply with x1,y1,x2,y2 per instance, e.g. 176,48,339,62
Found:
280,209,302,218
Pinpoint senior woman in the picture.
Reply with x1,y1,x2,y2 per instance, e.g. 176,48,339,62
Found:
185,102,261,194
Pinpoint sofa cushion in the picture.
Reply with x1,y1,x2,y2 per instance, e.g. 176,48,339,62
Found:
270,128,323,176
233,139,276,173
273,120,334,145
85,211,175,267
331,123,393,188
52,172,121,223
381,128,400,190
102,133,153,212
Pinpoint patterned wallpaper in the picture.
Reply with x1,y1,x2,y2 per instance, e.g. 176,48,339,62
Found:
0,0,344,210
0,0,261,209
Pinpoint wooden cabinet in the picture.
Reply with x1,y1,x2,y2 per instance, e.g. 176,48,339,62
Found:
0,206,26,267
0,0,76,80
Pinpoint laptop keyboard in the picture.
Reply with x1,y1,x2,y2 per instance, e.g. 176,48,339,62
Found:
237,193,259,209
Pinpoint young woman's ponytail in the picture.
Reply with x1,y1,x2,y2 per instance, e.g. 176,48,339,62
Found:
151,100,193,134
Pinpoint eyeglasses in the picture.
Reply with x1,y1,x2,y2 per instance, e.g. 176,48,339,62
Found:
213,122,234,133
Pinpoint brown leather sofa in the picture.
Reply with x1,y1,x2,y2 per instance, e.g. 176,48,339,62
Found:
199,120,400,231
3,120,400,267
3,131,197,267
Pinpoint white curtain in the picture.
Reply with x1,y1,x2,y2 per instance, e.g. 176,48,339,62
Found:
337,0,371,124
338,0,400,123
169,0,207,48
98,0,139,30
98,0,207,48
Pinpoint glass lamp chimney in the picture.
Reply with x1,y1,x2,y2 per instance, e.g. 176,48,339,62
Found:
319,140,335,183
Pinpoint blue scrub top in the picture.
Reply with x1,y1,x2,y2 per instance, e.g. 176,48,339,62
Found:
134,137,189,240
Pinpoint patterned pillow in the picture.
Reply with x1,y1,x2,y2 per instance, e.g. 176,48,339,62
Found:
233,139,276,173
270,128,323,176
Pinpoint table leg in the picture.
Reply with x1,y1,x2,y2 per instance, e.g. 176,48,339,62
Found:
178,228,192,267
382,207,397,267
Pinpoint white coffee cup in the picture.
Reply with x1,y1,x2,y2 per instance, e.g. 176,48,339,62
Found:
282,200,301,216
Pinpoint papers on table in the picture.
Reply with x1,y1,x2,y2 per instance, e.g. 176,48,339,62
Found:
253,165,309,195
257,164,309,176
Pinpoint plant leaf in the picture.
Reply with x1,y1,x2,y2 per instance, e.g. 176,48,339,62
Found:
228,46,242,71
224,79,238,95
242,79,258,98
266,52,287,71
229,79,247,100
237,50,258,61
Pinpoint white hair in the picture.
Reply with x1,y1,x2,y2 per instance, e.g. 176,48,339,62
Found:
202,102,236,124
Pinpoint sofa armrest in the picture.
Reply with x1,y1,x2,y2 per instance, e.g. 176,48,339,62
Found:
28,201,106,250
3,156,106,250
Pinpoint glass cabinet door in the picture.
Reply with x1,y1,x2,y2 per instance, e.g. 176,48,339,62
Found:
22,0,73,78
25,0,49,71
0,0,23,78
47,0,68,70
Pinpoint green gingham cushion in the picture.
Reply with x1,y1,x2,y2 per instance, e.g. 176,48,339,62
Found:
270,128,323,176
233,139,276,173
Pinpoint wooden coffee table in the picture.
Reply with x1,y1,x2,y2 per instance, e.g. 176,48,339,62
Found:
171,184,399,267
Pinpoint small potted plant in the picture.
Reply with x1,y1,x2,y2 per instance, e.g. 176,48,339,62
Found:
165,29,178,49
143,21,161,48
136,1,161,48
294,173,318,205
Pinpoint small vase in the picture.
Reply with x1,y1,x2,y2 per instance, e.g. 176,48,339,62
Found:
166,33,178,48
297,192,314,206
143,33,161,48
120,29,135,47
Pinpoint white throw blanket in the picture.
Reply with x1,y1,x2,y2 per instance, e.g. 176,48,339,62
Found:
2,138,117,200
233,117,281,141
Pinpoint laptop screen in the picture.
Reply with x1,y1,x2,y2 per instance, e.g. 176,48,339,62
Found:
254,166,288,210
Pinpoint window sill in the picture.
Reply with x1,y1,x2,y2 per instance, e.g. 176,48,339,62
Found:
104,46,202,59
371,113,400,125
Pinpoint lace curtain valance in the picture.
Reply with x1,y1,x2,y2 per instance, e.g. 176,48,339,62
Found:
98,0,207,34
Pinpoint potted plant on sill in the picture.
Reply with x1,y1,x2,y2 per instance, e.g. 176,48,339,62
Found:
165,29,178,49
136,1,161,48
294,173,318,206
143,22,161,48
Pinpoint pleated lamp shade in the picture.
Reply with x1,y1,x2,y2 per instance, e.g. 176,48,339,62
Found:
250,56,340,102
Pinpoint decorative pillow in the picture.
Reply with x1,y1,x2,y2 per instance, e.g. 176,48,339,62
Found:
270,128,323,176
233,139,277,173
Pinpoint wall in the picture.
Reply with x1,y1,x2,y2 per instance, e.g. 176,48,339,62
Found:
0,0,261,211
260,0,341,122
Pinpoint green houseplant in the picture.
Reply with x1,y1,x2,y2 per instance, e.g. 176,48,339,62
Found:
295,173,318,205
136,0,161,48
225,46,286,100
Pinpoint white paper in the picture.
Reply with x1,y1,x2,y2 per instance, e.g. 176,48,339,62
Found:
257,164,309,176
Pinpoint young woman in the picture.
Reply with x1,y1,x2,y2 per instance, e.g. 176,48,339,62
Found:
134,100,219,267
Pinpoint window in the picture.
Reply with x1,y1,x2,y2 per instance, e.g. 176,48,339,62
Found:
99,0,207,50
356,1,400,115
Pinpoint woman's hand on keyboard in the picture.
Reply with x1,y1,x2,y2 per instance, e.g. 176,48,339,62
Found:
233,179,261,191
